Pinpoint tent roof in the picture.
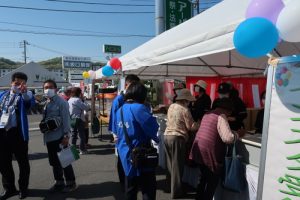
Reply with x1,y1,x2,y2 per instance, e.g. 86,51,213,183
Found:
120,0,300,77
0,62,70,88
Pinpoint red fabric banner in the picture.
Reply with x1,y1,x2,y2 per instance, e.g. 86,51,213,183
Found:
186,77,267,108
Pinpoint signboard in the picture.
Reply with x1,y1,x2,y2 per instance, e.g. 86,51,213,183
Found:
165,0,192,30
103,44,121,54
68,69,84,83
259,55,300,199
62,56,91,69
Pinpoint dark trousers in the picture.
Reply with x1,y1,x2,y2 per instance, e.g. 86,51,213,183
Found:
117,153,125,188
164,135,186,198
46,138,75,185
125,171,156,200
196,165,220,200
84,128,89,144
0,127,30,191
71,119,86,151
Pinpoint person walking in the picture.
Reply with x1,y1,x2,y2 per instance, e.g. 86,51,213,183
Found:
115,82,159,200
0,72,34,200
189,98,245,200
41,79,77,193
108,74,140,189
68,87,90,155
164,89,199,199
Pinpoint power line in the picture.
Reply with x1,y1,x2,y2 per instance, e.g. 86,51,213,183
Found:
0,5,154,14
0,28,153,38
0,21,154,38
43,0,154,7
29,42,71,56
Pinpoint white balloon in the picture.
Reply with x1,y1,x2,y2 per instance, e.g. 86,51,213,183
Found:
276,0,300,42
95,69,103,79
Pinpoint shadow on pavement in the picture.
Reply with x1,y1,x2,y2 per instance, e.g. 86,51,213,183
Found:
28,182,123,200
29,153,49,160
88,148,115,155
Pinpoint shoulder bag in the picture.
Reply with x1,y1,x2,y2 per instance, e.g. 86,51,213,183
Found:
222,137,247,192
120,107,158,169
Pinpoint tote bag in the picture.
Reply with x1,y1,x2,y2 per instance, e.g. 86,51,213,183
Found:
222,140,247,192
57,145,80,168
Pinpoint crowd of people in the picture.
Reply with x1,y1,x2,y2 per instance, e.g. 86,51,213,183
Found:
0,72,265,200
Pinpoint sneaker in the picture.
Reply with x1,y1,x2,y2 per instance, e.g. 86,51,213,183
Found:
49,184,65,193
62,183,77,193
79,150,89,155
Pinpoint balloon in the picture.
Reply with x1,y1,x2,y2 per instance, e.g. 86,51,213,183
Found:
88,70,96,79
109,57,122,70
233,17,279,58
82,71,90,79
246,0,284,24
102,65,114,77
95,69,103,79
276,0,300,42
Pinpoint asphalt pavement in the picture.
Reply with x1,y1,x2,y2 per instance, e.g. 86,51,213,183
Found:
0,115,196,200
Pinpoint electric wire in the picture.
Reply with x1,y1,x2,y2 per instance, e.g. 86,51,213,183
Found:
0,5,154,14
43,0,154,7
0,21,154,38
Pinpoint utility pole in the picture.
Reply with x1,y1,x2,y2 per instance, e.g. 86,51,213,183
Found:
19,40,29,64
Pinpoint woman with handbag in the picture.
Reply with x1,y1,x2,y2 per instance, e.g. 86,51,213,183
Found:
164,88,199,199
115,82,159,200
189,98,245,200
68,87,90,155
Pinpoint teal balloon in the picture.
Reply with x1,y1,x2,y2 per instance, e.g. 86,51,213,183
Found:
233,17,279,58
102,65,114,77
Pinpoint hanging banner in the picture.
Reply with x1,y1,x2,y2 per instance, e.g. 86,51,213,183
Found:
186,77,267,108
165,0,192,30
261,55,300,199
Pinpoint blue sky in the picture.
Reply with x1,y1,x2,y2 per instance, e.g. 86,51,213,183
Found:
0,0,155,63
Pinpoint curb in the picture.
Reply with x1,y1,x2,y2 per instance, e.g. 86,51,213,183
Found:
29,128,40,131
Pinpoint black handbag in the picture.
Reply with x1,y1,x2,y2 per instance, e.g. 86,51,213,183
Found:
120,107,158,169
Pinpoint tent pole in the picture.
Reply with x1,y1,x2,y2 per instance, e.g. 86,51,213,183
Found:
197,57,221,76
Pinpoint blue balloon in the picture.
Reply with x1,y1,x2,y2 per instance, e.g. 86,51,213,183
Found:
102,65,114,77
233,17,279,58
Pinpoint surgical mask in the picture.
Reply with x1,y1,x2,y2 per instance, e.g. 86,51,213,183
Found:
11,85,20,93
194,86,200,93
44,89,56,98
219,94,229,98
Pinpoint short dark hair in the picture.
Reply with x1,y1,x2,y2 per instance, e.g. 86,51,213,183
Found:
215,97,234,112
70,87,82,97
124,82,147,103
43,79,57,89
125,74,140,84
11,72,28,82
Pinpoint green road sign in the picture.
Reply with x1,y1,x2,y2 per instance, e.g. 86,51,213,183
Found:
103,44,121,54
165,0,192,30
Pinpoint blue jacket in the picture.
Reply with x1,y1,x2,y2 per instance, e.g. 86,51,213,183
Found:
0,91,35,141
116,102,159,177
108,94,125,134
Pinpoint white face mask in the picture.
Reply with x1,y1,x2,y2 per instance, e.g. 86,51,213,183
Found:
44,89,56,98
194,86,200,93
11,85,20,94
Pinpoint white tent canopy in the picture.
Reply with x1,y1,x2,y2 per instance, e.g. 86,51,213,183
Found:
120,0,300,77
0,62,70,88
